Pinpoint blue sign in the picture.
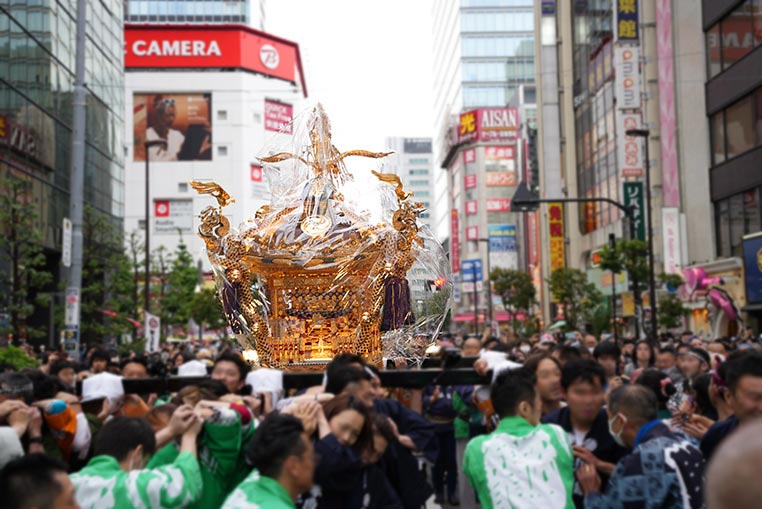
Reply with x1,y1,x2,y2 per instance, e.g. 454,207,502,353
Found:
461,259,483,283
488,224,517,252
541,1,556,15
616,0,639,42
743,234,762,304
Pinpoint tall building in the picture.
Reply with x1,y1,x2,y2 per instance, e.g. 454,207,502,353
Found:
383,137,435,231
0,1,125,340
123,24,307,275
431,0,535,332
703,0,762,332
535,0,750,338
124,0,266,29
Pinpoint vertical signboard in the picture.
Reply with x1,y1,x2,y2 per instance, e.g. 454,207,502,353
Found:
464,174,477,190
465,200,478,215
451,209,460,274
624,182,646,241
548,203,565,271
615,0,640,42
617,112,644,177
662,207,682,274
615,46,641,110
656,0,680,208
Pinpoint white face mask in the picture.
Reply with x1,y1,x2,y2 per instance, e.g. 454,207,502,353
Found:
608,413,627,448
520,345,531,354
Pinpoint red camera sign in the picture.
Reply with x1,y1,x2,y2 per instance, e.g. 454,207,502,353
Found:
124,25,304,88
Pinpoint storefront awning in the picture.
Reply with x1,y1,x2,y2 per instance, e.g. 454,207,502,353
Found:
453,311,514,323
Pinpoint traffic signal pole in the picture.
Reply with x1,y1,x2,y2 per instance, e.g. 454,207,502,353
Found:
511,182,641,339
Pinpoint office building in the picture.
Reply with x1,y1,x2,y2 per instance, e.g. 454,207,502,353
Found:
123,24,307,272
431,0,535,331
0,1,125,340
124,0,266,30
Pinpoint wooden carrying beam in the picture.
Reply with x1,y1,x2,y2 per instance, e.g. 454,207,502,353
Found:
110,366,488,395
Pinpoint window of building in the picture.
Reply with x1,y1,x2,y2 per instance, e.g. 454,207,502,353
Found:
706,23,722,79
218,110,227,121
408,158,429,165
721,2,754,70
461,11,534,33
410,169,429,176
744,188,762,234
729,193,745,256
217,145,227,156
725,95,755,158
711,111,726,165
178,182,188,193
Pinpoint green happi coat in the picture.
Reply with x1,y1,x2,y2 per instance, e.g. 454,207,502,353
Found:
463,415,575,509
147,409,256,509
71,451,202,509
221,470,295,509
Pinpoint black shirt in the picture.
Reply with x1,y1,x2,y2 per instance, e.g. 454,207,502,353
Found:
542,407,629,509
700,415,739,461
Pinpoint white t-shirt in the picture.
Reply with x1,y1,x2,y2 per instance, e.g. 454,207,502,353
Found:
146,127,184,161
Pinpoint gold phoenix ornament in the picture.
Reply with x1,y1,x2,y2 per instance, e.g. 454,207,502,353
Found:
191,105,432,370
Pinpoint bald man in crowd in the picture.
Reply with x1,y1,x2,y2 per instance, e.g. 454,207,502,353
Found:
706,418,762,509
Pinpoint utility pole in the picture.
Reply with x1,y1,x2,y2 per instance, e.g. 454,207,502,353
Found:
65,0,87,358
143,140,167,314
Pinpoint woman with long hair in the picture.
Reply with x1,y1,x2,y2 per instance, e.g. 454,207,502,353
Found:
303,394,375,509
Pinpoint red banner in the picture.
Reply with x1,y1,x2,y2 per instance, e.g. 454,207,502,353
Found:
548,203,565,271
464,174,477,190
486,172,516,187
250,164,263,182
465,200,478,215
466,225,479,241
458,108,519,144
154,200,170,217
486,198,511,212
451,209,460,274
264,99,293,133
124,25,300,85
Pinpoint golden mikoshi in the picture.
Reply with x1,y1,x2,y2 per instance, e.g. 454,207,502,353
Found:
190,105,428,370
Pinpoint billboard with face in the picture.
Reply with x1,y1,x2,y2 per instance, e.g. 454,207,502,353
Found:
133,93,212,162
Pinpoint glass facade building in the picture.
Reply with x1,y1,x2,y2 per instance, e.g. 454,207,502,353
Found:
0,0,124,253
125,0,248,24
571,1,621,234
460,0,534,108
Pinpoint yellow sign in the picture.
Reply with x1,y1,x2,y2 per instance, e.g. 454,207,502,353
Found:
548,203,565,271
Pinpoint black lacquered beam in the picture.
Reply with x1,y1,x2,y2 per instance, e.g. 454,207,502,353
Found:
93,365,488,395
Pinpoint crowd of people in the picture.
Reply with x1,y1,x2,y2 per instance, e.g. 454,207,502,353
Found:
1,327,761,509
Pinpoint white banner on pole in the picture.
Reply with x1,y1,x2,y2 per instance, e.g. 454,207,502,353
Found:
145,311,161,352
62,218,72,268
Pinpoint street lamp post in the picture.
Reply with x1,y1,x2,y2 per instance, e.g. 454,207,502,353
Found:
144,141,167,314
474,238,493,330
625,129,658,342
